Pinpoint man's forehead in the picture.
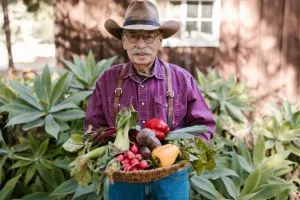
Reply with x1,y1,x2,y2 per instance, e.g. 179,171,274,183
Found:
123,30,160,34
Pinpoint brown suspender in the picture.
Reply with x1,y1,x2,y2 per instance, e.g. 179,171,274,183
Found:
113,62,174,128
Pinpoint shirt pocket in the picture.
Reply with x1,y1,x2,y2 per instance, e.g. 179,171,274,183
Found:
154,96,168,122
174,96,187,127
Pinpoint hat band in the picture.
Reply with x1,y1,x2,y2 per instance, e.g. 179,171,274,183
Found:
123,19,160,27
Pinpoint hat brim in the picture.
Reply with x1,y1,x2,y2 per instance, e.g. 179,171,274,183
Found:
104,19,180,40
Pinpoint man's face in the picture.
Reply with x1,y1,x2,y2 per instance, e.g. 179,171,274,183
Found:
122,30,162,74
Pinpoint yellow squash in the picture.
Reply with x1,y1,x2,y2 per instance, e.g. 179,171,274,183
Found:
151,144,180,167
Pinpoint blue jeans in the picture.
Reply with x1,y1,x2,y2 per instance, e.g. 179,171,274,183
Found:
108,168,189,200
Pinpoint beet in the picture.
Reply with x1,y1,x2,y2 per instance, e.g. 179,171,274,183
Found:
139,146,151,159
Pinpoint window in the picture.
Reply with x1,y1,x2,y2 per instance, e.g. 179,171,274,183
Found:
157,0,221,47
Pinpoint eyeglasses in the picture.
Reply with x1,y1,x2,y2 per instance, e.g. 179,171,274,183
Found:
123,31,160,44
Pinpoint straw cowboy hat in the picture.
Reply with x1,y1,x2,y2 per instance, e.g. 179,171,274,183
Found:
104,0,180,40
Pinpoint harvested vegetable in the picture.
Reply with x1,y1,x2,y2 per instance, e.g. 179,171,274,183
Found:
136,128,161,150
91,127,116,146
145,118,170,140
114,106,138,152
151,144,180,167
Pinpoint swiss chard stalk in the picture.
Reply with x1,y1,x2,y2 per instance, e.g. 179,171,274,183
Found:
113,106,138,152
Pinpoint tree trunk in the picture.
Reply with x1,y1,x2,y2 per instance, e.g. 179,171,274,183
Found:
1,0,15,79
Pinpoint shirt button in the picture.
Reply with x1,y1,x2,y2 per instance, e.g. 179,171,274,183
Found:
142,120,145,124
141,85,144,88
141,102,145,106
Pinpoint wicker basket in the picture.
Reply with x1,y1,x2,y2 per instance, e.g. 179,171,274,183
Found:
112,162,190,183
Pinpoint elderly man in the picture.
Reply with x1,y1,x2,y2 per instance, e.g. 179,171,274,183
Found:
85,0,215,199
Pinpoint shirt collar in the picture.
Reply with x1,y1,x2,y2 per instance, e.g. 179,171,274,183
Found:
120,57,166,80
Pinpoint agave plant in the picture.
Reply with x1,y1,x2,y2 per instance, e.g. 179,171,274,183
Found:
0,65,90,139
196,69,253,123
252,100,300,157
190,136,295,200
61,51,117,91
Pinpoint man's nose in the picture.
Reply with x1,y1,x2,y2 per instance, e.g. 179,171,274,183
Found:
136,36,146,47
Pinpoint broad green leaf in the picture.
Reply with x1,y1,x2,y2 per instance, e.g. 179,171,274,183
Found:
53,159,71,171
0,175,21,200
49,179,78,198
6,112,45,127
190,176,224,200
10,160,33,169
0,129,5,144
9,81,43,110
283,100,293,125
49,72,69,105
253,136,265,166
21,192,51,200
287,142,300,156
221,176,239,199
251,183,291,200
31,176,44,192
225,102,247,123
0,103,37,114
60,91,92,105
238,140,252,165
25,164,37,185
41,65,52,102
53,109,85,121
72,183,95,199
240,167,261,195
23,118,45,131
37,138,49,157
45,114,60,139
37,165,57,189
50,102,78,113
62,134,84,153
61,58,87,83
201,167,239,180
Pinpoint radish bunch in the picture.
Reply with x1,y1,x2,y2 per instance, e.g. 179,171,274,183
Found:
116,143,150,171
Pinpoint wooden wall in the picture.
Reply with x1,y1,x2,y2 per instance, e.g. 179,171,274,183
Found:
55,0,300,114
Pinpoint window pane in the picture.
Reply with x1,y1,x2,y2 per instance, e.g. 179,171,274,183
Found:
202,1,213,18
201,21,212,34
169,1,181,19
185,21,198,37
187,1,198,18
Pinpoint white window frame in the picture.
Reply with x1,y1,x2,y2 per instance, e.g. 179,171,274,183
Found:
158,0,221,47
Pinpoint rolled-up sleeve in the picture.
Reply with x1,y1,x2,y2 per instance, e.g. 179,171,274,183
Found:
84,80,109,132
185,77,216,140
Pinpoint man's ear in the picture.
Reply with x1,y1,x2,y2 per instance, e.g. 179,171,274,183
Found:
122,37,127,50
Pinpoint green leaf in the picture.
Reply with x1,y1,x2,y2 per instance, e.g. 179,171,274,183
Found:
0,103,37,114
0,129,5,145
6,112,45,127
9,81,43,110
21,192,51,200
72,183,95,199
221,176,239,199
45,114,60,139
50,102,78,113
53,109,85,121
49,72,69,105
252,183,291,200
225,102,247,123
10,160,33,169
37,165,57,189
49,179,77,198
201,167,239,179
238,140,252,166
0,175,21,200
61,58,87,83
37,138,49,157
190,176,224,200
241,167,261,195
41,65,52,102
253,136,265,166
23,118,45,131
62,134,84,153
53,159,71,171
60,91,92,105
25,164,37,185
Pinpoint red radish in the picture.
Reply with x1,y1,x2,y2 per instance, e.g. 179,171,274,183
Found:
130,144,139,154
116,155,124,162
122,159,130,165
127,151,135,159
135,153,142,160
139,160,149,169
130,158,139,166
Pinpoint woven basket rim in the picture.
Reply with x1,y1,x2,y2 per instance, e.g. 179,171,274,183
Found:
112,162,190,183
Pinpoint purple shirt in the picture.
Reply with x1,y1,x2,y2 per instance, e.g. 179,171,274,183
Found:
85,57,216,140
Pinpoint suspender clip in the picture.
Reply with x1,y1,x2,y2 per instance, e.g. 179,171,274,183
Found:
167,90,174,98
115,88,122,97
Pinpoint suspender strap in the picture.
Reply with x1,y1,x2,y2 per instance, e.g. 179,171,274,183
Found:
114,64,126,118
163,62,174,129
113,62,174,129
